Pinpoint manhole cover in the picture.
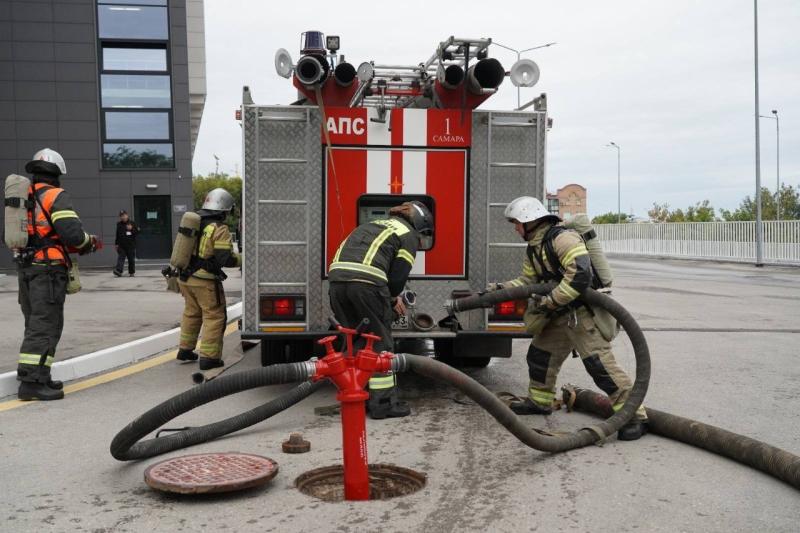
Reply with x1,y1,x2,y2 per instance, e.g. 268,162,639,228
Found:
296,464,426,502
144,452,279,495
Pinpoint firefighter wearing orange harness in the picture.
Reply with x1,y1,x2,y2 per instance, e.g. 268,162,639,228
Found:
14,149,99,401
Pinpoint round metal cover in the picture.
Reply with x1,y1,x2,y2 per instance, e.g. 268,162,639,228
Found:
144,452,279,495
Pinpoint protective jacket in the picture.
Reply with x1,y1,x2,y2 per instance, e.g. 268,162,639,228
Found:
504,221,594,307
27,181,91,264
328,216,418,296
189,218,241,280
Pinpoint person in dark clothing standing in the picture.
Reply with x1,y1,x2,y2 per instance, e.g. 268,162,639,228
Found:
113,210,138,277
328,200,434,419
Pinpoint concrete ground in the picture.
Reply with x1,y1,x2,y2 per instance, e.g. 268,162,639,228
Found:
0,258,798,532
0,268,241,374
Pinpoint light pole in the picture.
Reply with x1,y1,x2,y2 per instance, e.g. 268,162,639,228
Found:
753,0,764,266
759,109,780,220
491,41,557,108
607,142,621,223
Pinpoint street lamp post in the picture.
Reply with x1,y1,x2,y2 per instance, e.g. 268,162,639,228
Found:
760,110,780,220
753,0,764,266
491,41,557,108
607,142,621,223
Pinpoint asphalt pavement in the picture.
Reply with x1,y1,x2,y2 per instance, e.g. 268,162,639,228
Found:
0,268,242,374
0,257,798,532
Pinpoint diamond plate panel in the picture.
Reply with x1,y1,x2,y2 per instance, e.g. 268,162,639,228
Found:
304,110,326,330
257,164,309,201
258,203,306,242
258,244,307,283
243,105,260,332
258,117,309,161
489,246,527,284
489,166,538,204
469,111,489,296
489,204,519,245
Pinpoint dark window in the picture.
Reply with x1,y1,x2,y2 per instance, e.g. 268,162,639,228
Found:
103,143,174,169
97,5,168,40
101,75,171,108
102,46,167,71
99,0,167,5
105,111,170,140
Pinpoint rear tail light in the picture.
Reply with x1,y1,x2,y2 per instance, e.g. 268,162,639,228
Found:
490,299,527,321
260,295,305,321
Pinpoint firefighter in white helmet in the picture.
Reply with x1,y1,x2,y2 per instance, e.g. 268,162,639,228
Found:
176,188,241,369
489,196,647,440
13,148,99,401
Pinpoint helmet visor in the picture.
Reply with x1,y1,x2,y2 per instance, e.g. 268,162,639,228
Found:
418,228,433,251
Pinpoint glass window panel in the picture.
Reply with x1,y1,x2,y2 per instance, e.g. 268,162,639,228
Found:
103,47,167,71
103,143,174,169
99,1,167,5
105,112,170,140
101,75,171,108
98,5,168,40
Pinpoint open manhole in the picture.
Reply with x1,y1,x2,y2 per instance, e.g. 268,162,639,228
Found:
144,452,278,495
296,464,426,502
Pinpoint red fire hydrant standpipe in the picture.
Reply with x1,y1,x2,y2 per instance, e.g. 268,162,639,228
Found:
311,324,395,500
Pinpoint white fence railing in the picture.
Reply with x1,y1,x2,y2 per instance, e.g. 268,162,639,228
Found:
595,221,800,265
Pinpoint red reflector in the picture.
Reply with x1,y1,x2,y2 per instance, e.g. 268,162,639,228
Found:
495,301,517,315
235,109,242,120
274,298,294,316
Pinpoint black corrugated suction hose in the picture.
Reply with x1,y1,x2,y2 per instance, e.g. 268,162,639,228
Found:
562,386,800,490
110,362,319,461
428,284,650,451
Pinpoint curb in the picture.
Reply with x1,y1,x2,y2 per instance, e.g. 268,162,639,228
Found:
0,302,243,400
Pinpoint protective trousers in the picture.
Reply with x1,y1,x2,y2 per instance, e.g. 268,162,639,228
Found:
328,281,400,407
179,277,226,359
527,306,647,420
114,245,135,275
17,264,67,383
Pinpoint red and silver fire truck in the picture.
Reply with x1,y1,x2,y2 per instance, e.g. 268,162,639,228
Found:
239,32,549,365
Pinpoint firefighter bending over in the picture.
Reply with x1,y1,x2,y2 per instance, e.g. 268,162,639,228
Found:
14,149,99,401
328,201,434,419
489,196,647,440
176,188,241,370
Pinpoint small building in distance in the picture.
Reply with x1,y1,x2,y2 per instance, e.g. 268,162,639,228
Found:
546,183,587,220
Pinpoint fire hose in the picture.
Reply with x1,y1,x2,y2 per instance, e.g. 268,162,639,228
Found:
563,386,800,489
111,283,647,460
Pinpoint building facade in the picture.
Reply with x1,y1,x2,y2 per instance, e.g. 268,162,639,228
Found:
0,0,205,267
546,183,587,220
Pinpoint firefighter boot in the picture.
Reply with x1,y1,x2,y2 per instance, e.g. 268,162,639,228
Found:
198,357,224,371
176,348,199,362
18,367,64,401
510,398,553,416
618,419,648,441
47,379,63,390
367,388,410,420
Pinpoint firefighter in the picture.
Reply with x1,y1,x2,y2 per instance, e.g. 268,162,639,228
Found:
491,196,647,440
176,188,241,369
328,201,434,419
15,148,99,401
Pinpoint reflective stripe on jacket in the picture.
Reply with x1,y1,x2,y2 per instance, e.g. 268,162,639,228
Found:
192,221,241,280
27,183,90,264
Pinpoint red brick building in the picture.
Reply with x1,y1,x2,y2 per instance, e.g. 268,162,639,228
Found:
546,184,587,220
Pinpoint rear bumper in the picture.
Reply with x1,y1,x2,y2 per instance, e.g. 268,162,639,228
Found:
241,329,532,340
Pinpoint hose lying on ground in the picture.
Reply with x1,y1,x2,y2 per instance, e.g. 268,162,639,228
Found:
563,386,800,490
110,362,320,461
112,283,648,459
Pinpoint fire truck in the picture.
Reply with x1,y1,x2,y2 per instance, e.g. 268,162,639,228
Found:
239,32,549,366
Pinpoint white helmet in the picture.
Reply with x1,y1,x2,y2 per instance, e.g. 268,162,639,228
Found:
504,196,558,224
25,148,67,176
202,188,235,213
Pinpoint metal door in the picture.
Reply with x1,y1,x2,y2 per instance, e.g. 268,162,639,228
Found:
134,195,172,258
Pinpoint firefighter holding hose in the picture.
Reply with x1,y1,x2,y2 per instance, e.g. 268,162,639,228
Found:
328,201,434,419
490,196,647,440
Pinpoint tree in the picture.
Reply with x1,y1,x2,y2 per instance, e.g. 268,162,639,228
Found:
648,200,716,222
648,203,670,223
192,173,242,231
592,212,632,224
720,185,800,221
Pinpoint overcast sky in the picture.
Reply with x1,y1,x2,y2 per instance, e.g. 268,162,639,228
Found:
192,0,799,217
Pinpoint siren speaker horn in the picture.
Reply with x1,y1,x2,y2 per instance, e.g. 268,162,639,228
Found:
509,58,540,88
356,62,374,83
274,48,294,79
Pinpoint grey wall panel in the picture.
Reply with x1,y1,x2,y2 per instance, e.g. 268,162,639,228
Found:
16,120,58,140
60,139,98,159
0,120,14,140
0,81,12,99
54,43,95,63
66,178,101,199
57,120,98,141
52,3,94,24
12,42,55,62
100,179,131,198
55,81,95,101
14,81,56,101
67,159,101,178
56,101,97,121
55,62,96,83
53,23,94,44
16,139,59,159
0,42,12,61
16,100,58,121
0,101,14,119
13,61,56,82
0,140,16,160
12,22,54,42
11,2,54,23
0,61,13,80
